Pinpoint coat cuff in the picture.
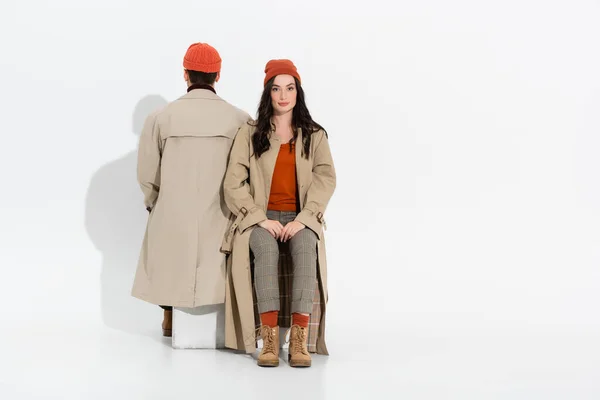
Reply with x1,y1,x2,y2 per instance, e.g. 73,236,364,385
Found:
238,207,268,233
294,209,323,240
220,207,268,254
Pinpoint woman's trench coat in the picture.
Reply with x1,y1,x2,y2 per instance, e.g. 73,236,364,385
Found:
220,122,336,355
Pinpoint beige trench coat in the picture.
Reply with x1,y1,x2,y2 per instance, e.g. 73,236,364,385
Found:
132,89,250,307
220,122,336,355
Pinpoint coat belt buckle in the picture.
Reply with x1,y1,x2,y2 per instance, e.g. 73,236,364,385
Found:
316,212,323,223
316,212,327,230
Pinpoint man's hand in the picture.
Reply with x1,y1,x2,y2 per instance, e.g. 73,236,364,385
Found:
281,221,306,242
258,219,285,239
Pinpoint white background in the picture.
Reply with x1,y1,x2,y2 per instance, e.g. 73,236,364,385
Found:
1,0,599,399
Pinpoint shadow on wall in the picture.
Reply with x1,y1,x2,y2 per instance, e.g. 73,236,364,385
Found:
85,95,168,337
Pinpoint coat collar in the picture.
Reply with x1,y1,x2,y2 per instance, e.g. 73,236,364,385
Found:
178,88,223,102
266,126,303,155
267,126,302,143
187,83,216,94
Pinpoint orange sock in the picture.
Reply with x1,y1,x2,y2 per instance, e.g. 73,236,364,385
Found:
292,313,310,328
260,311,279,327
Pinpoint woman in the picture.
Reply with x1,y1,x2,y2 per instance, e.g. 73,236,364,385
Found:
221,59,336,367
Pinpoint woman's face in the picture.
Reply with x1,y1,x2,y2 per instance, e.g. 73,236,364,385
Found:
270,74,297,115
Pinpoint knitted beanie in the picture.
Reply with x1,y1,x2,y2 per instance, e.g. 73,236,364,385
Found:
183,43,222,73
264,59,301,86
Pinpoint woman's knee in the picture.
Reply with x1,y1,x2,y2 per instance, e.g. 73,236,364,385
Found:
289,228,318,251
250,227,279,254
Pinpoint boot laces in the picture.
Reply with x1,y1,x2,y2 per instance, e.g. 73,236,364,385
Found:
257,326,277,355
286,325,308,355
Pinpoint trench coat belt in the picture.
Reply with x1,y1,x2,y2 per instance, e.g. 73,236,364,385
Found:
220,207,249,254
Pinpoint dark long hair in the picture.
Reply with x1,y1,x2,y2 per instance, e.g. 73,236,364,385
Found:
251,77,326,159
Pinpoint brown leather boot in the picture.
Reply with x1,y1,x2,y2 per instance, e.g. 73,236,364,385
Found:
288,325,311,367
162,309,172,337
257,325,280,367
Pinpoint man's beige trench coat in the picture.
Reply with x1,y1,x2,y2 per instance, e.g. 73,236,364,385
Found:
220,122,336,355
132,89,250,307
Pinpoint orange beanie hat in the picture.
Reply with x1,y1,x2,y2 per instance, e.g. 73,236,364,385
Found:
183,43,222,73
264,59,301,86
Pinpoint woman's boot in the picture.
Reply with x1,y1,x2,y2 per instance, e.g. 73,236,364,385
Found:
257,325,280,367
288,325,311,367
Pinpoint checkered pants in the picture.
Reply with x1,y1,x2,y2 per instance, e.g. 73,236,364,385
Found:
249,210,318,315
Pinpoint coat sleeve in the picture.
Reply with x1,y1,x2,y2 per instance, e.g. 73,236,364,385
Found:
137,111,162,211
223,123,268,232
294,131,336,236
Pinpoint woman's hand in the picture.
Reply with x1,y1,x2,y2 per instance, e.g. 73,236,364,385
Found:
258,219,284,239
281,221,306,242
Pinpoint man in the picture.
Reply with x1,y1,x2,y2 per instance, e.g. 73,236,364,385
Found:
131,43,251,336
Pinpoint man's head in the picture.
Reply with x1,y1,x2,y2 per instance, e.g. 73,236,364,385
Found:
183,43,221,87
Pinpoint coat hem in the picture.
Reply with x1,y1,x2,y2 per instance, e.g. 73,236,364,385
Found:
131,291,224,308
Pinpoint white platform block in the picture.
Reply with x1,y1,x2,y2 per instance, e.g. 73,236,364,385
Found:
172,304,225,349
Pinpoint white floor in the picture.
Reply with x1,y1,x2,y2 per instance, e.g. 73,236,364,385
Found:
1,319,599,400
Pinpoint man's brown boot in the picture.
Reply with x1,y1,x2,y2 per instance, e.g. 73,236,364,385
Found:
257,325,280,367
162,309,172,337
288,325,311,367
